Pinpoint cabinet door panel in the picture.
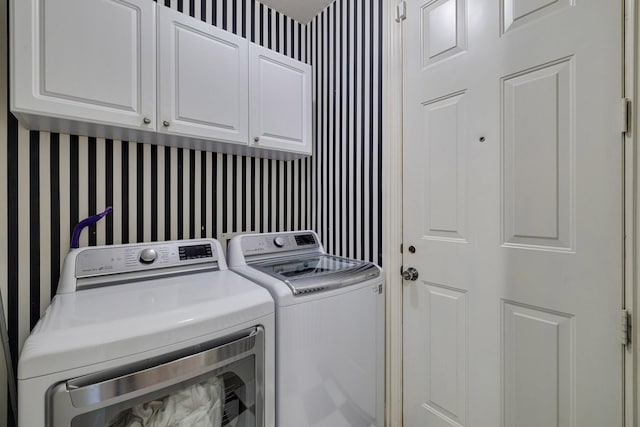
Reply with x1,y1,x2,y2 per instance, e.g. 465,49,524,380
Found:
158,6,248,145
12,0,156,129
249,44,312,155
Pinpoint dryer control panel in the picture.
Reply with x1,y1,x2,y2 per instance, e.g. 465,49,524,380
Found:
75,241,218,279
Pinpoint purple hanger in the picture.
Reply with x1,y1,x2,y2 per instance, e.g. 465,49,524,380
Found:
70,206,113,249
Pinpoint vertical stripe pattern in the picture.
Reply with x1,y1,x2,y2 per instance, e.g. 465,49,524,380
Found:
0,0,383,424
309,0,383,262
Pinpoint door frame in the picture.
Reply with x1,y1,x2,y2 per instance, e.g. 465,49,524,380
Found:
626,0,638,424
383,0,638,425
382,1,403,426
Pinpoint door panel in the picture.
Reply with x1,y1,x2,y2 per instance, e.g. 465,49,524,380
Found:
157,6,249,143
421,0,467,67
248,43,313,155
501,0,572,34
502,301,574,427
402,0,623,425
12,0,156,129
44,0,140,109
502,59,573,250
422,91,467,241
405,282,468,427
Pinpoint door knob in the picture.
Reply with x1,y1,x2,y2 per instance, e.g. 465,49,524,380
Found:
402,267,419,281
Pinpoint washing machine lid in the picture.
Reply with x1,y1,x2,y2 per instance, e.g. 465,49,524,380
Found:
248,254,380,295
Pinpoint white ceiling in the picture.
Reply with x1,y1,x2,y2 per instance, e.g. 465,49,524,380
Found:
259,0,334,23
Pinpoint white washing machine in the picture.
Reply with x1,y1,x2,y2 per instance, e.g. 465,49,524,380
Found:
227,231,384,427
18,239,275,427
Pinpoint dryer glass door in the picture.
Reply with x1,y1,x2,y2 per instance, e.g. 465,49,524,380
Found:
47,327,264,427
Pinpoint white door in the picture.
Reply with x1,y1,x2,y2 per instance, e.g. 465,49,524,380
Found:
157,5,249,144
402,0,624,426
11,0,156,130
248,43,312,155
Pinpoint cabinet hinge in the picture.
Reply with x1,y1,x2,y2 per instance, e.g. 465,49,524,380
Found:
621,309,631,346
621,98,631,134
395,1,407,22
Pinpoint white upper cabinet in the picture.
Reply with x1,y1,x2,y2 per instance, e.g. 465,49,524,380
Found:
11,0,312,159
157,6,248,145
11,0,156,131
249,44,312,156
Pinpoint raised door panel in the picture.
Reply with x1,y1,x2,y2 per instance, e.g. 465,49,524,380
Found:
404,282,467,427
11,0,156,130
249,43,312,155
157,6,248,144
502,301,574,427
421,0,467,67
421,91,467,242
502,58,573,251
501,0,572,34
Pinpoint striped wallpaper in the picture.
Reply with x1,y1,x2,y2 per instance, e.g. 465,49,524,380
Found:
0,0,383,424
311,0,383,267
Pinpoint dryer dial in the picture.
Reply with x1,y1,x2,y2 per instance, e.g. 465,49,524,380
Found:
139,248,157,264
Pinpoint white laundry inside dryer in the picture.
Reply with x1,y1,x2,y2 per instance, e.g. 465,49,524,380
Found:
106,376,224,427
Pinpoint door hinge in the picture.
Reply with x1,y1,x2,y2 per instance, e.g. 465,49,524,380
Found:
621,309,631,346
621,98,631,134
395,1,407,22
400,243,403,253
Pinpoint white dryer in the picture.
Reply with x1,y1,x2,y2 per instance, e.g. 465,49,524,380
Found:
227,231,384,427
18,239,275,427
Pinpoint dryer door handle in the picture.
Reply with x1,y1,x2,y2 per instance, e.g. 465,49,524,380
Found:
65,327,261,408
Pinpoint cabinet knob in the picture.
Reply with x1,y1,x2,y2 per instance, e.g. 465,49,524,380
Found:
254,136,260,143
163,120,170,127
143,117,151,124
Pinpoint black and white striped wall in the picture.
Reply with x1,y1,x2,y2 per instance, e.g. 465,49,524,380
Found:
0,0,383,424
310,0,383,265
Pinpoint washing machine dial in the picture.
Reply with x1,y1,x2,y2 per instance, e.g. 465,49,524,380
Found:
273,237,286,248
139,248,157,264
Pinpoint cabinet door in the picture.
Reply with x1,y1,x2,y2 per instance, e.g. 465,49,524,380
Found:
157,6,249,145
11,0,156,130
249,44,312,155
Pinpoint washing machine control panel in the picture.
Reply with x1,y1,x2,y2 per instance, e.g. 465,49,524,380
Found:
75,240,219,278
241,232,320,257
